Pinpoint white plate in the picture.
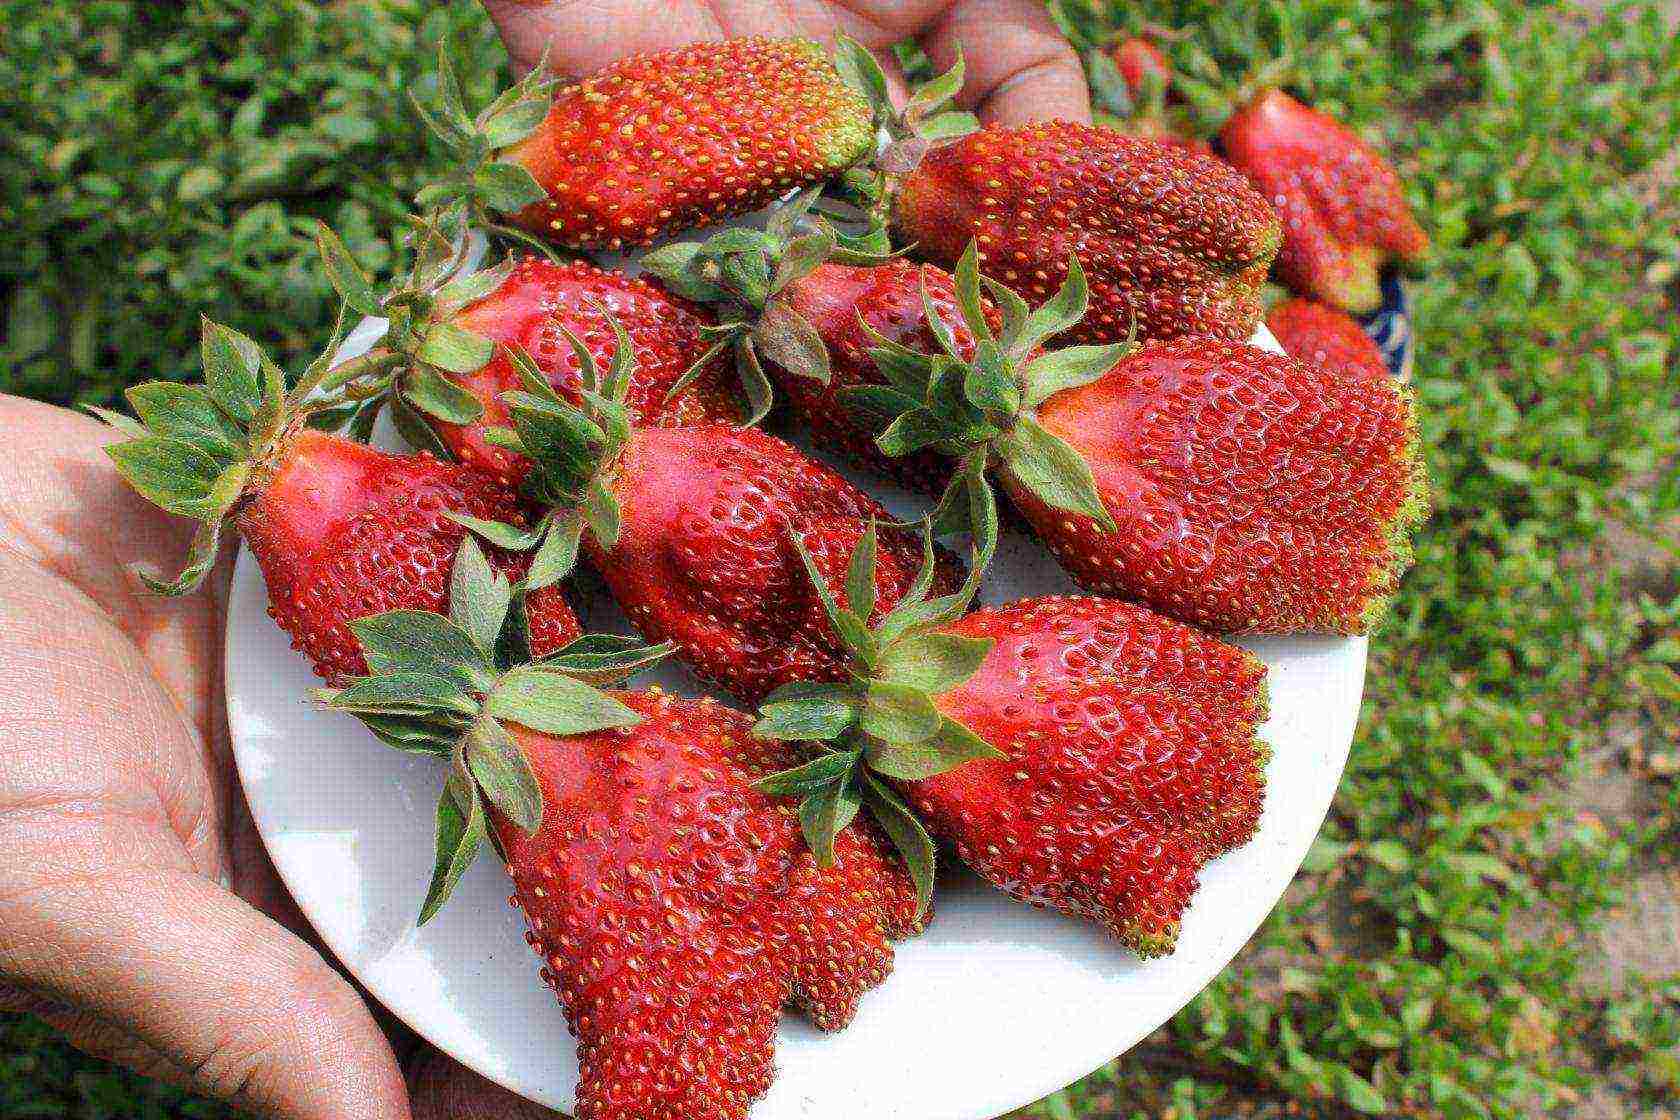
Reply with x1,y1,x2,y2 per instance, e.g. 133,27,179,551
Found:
228,294,1363,1119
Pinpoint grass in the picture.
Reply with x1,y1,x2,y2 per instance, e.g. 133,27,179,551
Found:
2,1,1677,1117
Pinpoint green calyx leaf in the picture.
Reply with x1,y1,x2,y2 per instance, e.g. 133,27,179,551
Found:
403,362,485,424
315,223,382,318
755,748,862,798
753,302,831,386
351,610,497,692
496,329,632,513
753,682,859,742
536,633,675,685
995,413,1118,533
833,34,895,126
415,321,494,375
418,768,487,925
1021,343,1133,409
449,537,514,654
860,681,943,744
798,779,863,868
863,716,1002,781
859,773,937,917
462,714,543,834
877,632,994,693
486,666,643,736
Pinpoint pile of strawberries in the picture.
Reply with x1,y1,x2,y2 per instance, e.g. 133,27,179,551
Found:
101,34,1428,1120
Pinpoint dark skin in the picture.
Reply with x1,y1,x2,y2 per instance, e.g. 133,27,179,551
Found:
0,6,1088,1116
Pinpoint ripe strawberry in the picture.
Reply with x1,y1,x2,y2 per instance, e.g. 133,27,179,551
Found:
1267,297,1391,384
100,319,581,683
851,245,1428,633
891,123,1281,344
1220,89,1429,313
417,37,875,251
318,549,924,1120
454,333,968,706
1092,37,1211,155
751,535,1269,957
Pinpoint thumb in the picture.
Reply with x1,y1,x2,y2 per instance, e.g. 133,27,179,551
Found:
0,866,409,1119
409,1047,564,1119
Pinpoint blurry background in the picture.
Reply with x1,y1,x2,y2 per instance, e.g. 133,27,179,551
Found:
1,1,1676,1117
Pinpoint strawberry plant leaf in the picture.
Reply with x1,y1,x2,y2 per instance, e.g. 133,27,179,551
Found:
864,716,1002,780
902,47,965,127
105,436,222,518
981,276,1031,354
734,336,776,427
797,779,862,868
404,363,484,424
447,511,548,552
951,240,994,346
1022,343,1132,408
844,518,879,620
877,632,994,694
199,318,266,424
135,516,223,597
754,690,859,741
919,269,964,361
876,406,951,458
526,513,584,589
85,405,150,440
754,303,831,385
480,98,550,149
861,681,943,743
859,772,936,917
388,391,453,458
582,480,621,552
415,322,494,374
355,713,458,757
434,254,518,316
464,715,543,835
963,341,1020,417
351,610,495,690
997,413,1117,532
769,228,836,297
1015,253,1091,356
319,670,479,719
449,537,512,655
418,772,485,926
488,667,643,735
125,382,246,462
832,34,893,123
535,634,674,684
912,109,978,141
314,222,382,318
756,748,861,798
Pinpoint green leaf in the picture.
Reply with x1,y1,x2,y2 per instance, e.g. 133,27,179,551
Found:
951,240,995,345
199,318,267,424
920,270,964,361
844,518,879,620
135,516,223,597
125,382,246,462
861,681,943,744
434,255,518,315
876,407,953,457
831,34,894,121
355,713,458,756
641,241,730,302
864,716,1001,780
481,98,551,149
1022,343,1131,408
997,414,1116,532
350,611,495,690
859,772,936,917
754,688,859,741
447,511,547,551
756,748,861,798
964,341,1020,416
320,670,479,719
487,667,643,735
1333,1066,1389,1114
388,392,453,458
449,537,513,654
463,716,542,834
735,336,776,427
85,405,149,440
416,322,494,375
106,436,222,518
1015,253,1090,356
418,774,485,926
314,223,382,317
769,228,836,297
536,634,674,684
877,632,994,694
753,303,830,384
902,47,965,126
980,276,1031,351
474,160,548,213
404,364,484,424
913,110,979,141
527,513,584,589
798,779,863,868
581,480,621,552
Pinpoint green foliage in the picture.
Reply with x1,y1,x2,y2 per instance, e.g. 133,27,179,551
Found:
3,1,1678,1118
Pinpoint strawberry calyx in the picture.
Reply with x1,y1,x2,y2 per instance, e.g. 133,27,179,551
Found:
447,310,637,591
641,188,896,424
95,308,387,595
853,240,1134,542
314,535,672,923
749,518,996,917
407,41,560,248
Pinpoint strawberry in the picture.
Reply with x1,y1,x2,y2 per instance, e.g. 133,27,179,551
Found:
750,532,1269,957
641,207,981,493
851,244,1428,633
452,332,968,706
414,37,876,251
1220,89,1429,313
317,545,924,1120
99,318,581,683
311,222,741,489
1114,36,1173,93
1267,297,1392,384
891,123,1281,344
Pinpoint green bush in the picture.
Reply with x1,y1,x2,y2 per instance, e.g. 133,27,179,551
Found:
2,2,1677,1118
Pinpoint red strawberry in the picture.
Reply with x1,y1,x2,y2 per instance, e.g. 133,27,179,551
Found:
750,537,1268,957
1114,36,1173,93
891,123,1280,344
403,257,741,488
421,37,875,251
466,330,967,704
845,246,1427,634
318,556,923,1120
101,320,581,683
1267,297,1391,383
1220,89,1429,313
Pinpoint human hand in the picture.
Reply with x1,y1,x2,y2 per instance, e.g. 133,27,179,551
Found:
0,395,556,1119
482,0,1090,127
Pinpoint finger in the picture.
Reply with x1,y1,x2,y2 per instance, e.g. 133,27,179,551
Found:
409,1048,564,1120
920,0,1090,126
0,863,409,1120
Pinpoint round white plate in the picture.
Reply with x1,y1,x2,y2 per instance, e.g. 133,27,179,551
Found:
228,301,1363,1118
